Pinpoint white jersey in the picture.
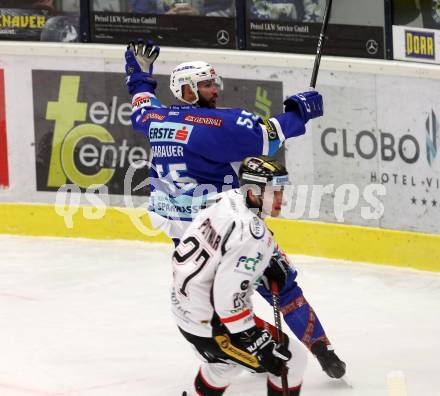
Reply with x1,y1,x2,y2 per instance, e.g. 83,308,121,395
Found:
171,189,276,337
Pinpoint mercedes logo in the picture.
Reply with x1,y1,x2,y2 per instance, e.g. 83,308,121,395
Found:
217,30,230,45
366,39,379,55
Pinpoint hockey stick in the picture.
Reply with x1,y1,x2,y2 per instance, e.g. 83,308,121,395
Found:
309,0,334,89
271,281,289,396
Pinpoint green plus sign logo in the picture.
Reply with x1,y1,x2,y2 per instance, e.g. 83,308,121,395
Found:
46,75,115,188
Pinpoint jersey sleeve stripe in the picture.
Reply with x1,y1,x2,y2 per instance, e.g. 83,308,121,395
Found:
220,308,252,324
260,123,269,156
269,117,286,144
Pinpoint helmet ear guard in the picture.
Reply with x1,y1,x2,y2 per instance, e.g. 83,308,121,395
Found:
169,61,223,105
181,78,203,105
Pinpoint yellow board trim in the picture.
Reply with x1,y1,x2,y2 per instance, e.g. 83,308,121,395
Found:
265,217,440,273
0,203,170,243
1,203,439,272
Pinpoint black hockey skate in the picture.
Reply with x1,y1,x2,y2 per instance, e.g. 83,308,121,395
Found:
311,340,346,379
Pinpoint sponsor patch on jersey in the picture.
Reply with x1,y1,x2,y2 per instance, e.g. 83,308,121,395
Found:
141,112,166,123
150,191,209,220
171,289,190,317
148,122,194,144
249,217,266,239
232,292,246,311
235,253,263,272
184,114,223,128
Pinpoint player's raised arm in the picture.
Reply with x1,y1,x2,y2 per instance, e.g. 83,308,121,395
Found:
124,39,162,128
187,90,323,163
279,90,324,135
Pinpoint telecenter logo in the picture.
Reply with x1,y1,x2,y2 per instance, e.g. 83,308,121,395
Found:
33,71,151,194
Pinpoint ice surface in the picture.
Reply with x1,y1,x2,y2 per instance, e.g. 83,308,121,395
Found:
0,235,439,396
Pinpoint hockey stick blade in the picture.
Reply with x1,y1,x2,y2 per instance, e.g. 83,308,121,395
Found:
340,375,354,388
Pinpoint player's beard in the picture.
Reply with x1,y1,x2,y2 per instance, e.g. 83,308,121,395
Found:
197,94,217,109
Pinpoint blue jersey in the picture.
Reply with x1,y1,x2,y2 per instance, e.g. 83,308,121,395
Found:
130,89,306,221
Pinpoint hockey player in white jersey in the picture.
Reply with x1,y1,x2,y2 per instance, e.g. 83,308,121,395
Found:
172,156,307,396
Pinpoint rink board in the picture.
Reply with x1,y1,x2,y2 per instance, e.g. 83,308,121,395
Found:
1,42,440,272
1,43,440,234
1,203,439,272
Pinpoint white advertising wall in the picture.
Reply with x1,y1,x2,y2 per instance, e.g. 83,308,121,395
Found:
0,42,439,235
310,72,440,234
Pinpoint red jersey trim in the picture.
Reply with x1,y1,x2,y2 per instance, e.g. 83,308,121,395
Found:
220,309,251,324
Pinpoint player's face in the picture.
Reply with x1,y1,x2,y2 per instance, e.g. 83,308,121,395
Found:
262,187,284,217
197,79,219,108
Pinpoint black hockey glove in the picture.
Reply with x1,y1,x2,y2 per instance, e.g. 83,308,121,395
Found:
231,326,291,376
261,251,290,292
125,39,160,75
284,90,323,123
125,39,160,95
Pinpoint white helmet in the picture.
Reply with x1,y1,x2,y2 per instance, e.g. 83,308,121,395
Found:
169,61,223,105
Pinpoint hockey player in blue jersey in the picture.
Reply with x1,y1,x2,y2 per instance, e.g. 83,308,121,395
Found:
125,39,346,380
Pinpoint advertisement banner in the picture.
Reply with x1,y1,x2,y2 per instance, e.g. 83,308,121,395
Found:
32,70,282,195
309,74,440,234
247,22,384,59
0,2,80,42
375,75,440,234
90,0,237,48
0,69,8,188
393,25,440,63
245,0,385,58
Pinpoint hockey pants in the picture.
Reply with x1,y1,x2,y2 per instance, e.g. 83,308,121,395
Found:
179,317,307,395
